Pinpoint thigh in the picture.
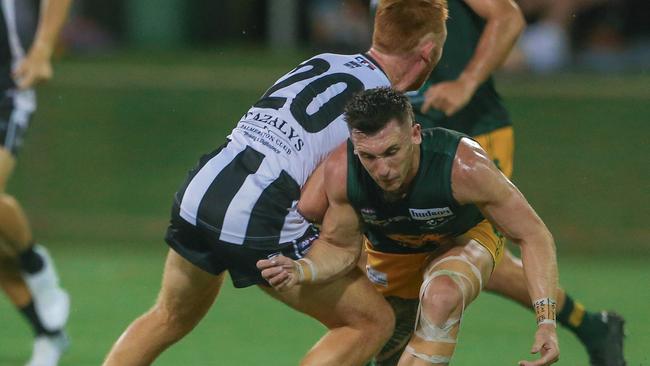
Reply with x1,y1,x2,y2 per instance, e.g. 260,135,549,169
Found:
261,267,392,329
0,148,15,191
157,249,225,320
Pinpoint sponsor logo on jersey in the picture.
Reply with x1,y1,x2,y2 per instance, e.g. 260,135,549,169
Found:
408,207,453,221
360,208,376,215
360,208,411,227
355,56,376,70
239,111,305,152
366,265,388,287
344,60,362,69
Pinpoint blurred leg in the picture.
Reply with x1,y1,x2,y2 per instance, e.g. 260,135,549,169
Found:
0,148,33,251
0,147,69,332
103,249,224,366
0,244,69,366
0,244,30,306
486,250,567,308
262,267,395,366
487,250,626,366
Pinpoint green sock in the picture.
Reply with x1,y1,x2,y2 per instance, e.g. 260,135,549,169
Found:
557,294,607,349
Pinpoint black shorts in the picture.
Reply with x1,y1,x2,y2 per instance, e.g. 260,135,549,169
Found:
165,204,319,288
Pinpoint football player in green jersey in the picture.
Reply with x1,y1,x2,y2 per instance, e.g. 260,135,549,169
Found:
404,0,625,364
259,87,560,366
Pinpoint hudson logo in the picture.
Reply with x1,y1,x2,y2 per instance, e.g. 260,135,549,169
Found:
409,207,453,220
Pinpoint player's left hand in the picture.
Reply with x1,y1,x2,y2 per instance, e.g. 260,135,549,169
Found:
256,255,301,291
13,44,53,89
420,78,476,116
518,324,560,366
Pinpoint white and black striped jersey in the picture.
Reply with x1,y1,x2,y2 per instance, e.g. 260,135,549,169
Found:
0,0,38,91
177,53,390,248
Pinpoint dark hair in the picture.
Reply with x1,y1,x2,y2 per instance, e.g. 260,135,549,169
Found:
344,87,414,134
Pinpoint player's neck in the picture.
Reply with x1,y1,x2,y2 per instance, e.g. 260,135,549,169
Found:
367,48,418,92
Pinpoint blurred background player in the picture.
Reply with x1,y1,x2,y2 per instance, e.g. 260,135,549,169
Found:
0,0,73,365
369,0,625,365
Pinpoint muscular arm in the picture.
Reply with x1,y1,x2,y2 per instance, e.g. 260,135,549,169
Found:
451,138,558,305
451,138,559,365
305,144,364,283
457,0,525,91
421,0,525,115
297,159,328,224
14,0,73,89
258,144,364,288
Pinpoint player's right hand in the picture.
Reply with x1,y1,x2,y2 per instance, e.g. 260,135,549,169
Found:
13,44,53,90
257,255,301,291
518,324,559,366
420,78,476,116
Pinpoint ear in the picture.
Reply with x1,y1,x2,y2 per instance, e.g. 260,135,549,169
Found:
419,40,436,63
411,123,422,144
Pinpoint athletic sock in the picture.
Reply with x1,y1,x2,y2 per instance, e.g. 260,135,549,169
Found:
18,244,45,274
557,294,607,349
19,301,62,336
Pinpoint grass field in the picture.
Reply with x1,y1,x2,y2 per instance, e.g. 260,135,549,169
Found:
0,49,648,365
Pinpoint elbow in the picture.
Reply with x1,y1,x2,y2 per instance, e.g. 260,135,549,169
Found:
508,4,526,37
498,2,526,37
512,11,526,37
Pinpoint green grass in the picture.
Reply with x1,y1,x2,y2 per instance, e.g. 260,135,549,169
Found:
0,50,648,365
2,245,647,365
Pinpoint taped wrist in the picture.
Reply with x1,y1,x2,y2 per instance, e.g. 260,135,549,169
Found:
296,258,317,283
533,298,557,327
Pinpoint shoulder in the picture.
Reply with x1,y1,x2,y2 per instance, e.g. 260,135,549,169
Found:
451,137,506,205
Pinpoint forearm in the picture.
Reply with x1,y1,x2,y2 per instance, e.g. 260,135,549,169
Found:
32,0,73,56
459,7,525,89
517,229,559,304
300,236,362,285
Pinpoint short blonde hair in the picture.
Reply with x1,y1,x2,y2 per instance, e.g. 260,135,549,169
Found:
373,0,448,54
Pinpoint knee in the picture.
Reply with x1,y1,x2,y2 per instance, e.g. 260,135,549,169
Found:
357,297,395,346
148,302,197,340
374,300,396,344
352,297,395,347
421,276,464,323
0,194,17,211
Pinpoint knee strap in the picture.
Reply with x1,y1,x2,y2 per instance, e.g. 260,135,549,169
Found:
406,256,483,364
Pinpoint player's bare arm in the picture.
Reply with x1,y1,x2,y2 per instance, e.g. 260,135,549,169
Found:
258,144,364,290
14,0,73,89
297,160,328,224
421,0,525,116
451,137,560,366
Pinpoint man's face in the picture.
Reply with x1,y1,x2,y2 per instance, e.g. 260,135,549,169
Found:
351,119,421,194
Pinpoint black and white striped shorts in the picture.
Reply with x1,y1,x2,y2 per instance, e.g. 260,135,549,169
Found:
0,89,35,155
165,203,319,289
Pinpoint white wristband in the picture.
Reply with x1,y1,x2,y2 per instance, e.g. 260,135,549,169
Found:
296,258,317,283
533,298,557,327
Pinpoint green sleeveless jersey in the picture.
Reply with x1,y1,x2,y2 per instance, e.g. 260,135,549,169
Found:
408,0,511,136
347,128,484,254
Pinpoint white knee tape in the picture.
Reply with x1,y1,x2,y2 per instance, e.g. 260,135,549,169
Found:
426,255,483,292
404,346,452,364
406,256,484,363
